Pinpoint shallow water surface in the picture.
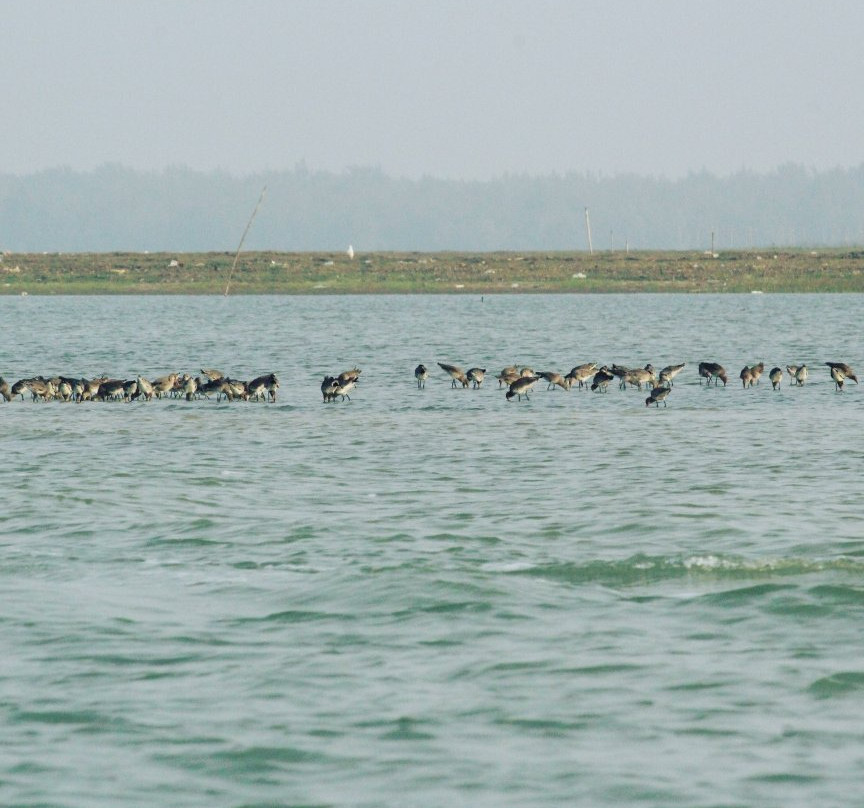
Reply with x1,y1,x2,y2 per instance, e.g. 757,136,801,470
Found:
2,294,864,807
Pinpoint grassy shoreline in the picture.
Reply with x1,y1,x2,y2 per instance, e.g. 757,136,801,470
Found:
2,249,864,294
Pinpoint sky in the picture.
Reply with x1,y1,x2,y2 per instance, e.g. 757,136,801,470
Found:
3,0,864,181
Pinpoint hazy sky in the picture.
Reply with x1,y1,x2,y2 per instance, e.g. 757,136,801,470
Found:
4,0,864,180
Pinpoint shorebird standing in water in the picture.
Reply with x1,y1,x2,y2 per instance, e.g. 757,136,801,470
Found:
96,379,125,401
152,373,178,399
136,376,155,401
830,365,848,391
333,377,355,401
506,375,539,401
196,377,226,400
222,379,249,401
414,364,428,389
182,376,198,401
537,371,572,391
55,379,73,402
247,373,279,402
826,362,858,385
769,367,783,390
658,362,685,387
496,368,520,388
749,362,765,385
623,365,656,390
645,385,671,407
337,367,361,385
466,367,487,389
698,362,728,386
321,376,338,403
565,362,597,389
438,362,469,388
610,364,630,389
794,364,808,386
590,366,615,393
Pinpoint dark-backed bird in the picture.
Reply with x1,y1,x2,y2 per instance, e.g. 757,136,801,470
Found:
769,367,783,390
831,366,847,391
321,375,338,402
466,367,486,389
247,373,279,402
826,362,858,384
610,364,630,389
645,386,671,407
506,375,539,401
414,364,428,389
590,366,615,393
698,362,727,386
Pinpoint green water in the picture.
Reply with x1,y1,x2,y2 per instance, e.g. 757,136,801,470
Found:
2,294,863,807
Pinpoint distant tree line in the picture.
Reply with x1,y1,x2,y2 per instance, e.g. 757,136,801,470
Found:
1,162,863,252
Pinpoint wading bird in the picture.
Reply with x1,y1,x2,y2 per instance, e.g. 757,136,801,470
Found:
505,375,538,401
438,362,469,388
698,362,727,386
769,367,783,390
826,362,858,385
645,386,671,407
414,364,428,389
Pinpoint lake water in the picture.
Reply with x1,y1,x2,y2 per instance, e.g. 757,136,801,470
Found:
2,293,864,808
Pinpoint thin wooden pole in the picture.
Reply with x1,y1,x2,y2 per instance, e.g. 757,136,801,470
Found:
224,185,267,296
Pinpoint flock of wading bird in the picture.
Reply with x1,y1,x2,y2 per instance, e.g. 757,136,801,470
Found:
0,361,857,408
0,369,280,403
413,360,859,407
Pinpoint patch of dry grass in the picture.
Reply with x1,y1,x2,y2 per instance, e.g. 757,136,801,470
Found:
2,249,863,294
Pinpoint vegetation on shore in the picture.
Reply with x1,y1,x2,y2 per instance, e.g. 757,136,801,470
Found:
6,163,864,253
2,249,864,294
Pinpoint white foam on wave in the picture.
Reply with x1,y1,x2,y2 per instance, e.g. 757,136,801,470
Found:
481,561,536,573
